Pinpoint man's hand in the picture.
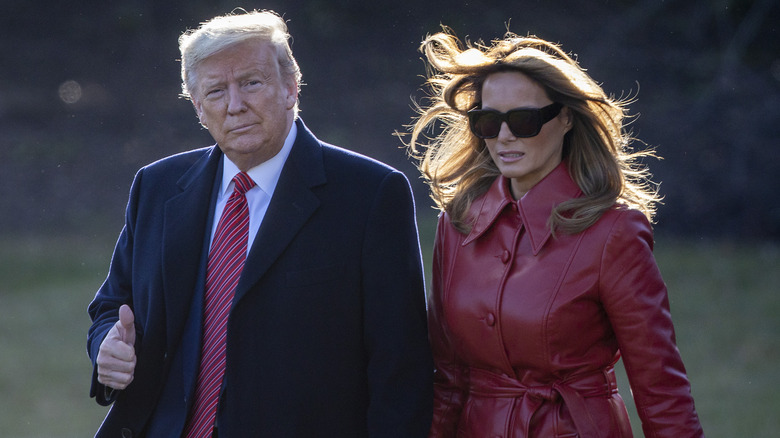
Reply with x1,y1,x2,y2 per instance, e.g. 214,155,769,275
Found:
96,304,137,390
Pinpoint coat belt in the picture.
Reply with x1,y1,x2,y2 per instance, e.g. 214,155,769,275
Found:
468,367,617,438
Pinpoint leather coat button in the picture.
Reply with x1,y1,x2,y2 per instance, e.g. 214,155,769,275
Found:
500,250,510,263
485,313,496,326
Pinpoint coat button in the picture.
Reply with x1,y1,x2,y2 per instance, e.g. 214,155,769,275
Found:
500,250,510,263
485,313,496,326
121,428,133,438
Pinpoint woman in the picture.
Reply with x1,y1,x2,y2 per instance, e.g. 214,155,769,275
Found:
407,29,704,437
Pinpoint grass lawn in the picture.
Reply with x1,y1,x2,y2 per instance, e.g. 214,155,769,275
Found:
1,224,778,437
619,237,780,436
0,235,114,438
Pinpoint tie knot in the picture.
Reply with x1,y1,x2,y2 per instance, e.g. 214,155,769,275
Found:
232,172,255,195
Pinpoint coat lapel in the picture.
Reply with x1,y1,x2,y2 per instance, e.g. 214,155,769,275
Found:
161,146,222,349
462,162,582,254
516,163,582,255
234,119,326,303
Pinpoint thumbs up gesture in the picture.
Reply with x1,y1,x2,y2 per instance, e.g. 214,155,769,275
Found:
96,304,137,390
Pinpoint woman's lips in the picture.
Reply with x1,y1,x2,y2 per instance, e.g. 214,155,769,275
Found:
497,151,525,162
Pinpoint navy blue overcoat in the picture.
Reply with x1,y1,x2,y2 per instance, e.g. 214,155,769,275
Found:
87,119,433,437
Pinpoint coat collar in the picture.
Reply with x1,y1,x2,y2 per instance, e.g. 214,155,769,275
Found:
233,118,326,303
162,118,326,346
463,162,582,255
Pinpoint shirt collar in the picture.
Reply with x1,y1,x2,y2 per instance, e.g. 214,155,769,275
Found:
219,122,298,197
463,161,582,254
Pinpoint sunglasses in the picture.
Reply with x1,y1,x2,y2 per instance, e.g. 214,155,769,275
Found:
467,102,563,139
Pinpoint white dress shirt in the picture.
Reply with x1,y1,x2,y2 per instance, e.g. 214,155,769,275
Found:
209,122,298,253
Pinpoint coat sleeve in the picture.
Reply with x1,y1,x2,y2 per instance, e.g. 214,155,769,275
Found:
599,209,704,437
360,170,434,438
427,214,469,437
86,168,144,406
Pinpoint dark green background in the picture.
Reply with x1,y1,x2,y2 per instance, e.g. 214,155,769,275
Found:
2,0,779,240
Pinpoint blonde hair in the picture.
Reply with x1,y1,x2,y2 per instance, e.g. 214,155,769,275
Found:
406,28,661,234
178,9,302,113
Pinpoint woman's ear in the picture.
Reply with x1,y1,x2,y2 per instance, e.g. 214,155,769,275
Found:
561,106,573,133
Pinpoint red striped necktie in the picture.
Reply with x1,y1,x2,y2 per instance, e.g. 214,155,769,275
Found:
184,172,255,438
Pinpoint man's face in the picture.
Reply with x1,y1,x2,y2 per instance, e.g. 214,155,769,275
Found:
192,40,298,171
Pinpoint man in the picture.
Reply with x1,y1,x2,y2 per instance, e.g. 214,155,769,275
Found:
87,10,432,438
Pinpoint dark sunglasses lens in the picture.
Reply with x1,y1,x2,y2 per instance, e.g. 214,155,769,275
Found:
507,111,540,137
471,112,502,138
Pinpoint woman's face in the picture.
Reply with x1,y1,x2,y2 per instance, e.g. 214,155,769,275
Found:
480,71,572,199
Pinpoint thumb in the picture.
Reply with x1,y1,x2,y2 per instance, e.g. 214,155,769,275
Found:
117,304,136,347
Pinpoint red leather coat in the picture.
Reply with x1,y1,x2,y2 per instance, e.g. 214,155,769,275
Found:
428,163,704,437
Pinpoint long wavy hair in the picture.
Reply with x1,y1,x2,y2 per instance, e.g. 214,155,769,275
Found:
406,29,661,235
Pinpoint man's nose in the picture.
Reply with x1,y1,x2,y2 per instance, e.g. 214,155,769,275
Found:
226,84,247,114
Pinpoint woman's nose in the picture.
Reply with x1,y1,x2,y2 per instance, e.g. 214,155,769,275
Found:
496,121,516,141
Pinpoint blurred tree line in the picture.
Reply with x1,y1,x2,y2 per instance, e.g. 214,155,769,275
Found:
1,0,778,240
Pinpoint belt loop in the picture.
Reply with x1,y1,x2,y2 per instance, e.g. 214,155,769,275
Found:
602,366,617,394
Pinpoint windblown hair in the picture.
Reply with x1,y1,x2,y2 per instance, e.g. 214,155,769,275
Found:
178,9,302,113
406,28,661,235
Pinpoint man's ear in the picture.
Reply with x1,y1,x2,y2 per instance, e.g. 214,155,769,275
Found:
285,78,298,110
192,99,207,128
